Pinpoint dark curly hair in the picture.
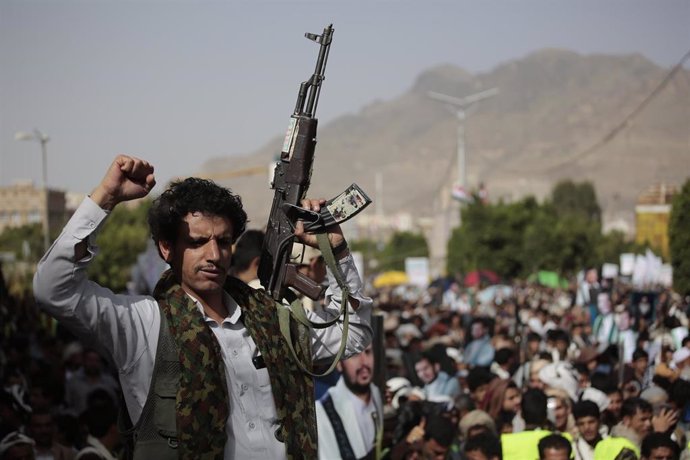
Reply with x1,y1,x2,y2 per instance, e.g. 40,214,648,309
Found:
148,178,247,256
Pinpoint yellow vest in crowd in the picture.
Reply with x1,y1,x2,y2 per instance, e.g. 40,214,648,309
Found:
593,436,640,459
501,429,553,460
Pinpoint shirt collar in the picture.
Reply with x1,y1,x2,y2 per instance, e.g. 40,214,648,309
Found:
338,376,375,413
186,291,242,325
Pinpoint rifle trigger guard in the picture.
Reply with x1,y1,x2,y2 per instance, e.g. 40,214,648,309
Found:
281,203,325,232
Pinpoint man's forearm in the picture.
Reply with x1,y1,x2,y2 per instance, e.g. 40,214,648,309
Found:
308,254,373,360
33,197,109,313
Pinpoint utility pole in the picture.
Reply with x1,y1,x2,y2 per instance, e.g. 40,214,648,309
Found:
15,129,51,253
427,88,498,276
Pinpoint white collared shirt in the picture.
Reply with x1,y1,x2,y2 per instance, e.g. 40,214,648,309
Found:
347,385,377,452
34,197,373,459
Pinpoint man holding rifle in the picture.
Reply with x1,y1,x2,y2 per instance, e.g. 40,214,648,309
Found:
33,155,372,459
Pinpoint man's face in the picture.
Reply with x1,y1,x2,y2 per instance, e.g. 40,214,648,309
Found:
541,447,569,460
618,311,631,331
597,293,611,314
607,391,622,415
339,346,374,395
465,450,493,460
160,212,233,302
528,339,540,355
471,383,489,406
423,438,448,460
83,351,102,376
415,358,438,384
502,387,521,413
471,322,486,340
28,413,54,448
529,371,545,390
625,409,652,438
555,339,568,356
29,388,51,412
65,352,82,370
645,446,676,460
575,415,601,444
633,357,649,375
552,398,569,429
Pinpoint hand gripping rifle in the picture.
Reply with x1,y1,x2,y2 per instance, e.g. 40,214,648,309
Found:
258,24,370,303
258,24,371,376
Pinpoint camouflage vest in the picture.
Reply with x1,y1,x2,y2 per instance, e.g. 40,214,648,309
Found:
129,270,316,459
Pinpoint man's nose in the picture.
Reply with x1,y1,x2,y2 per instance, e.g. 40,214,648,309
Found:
206,239,221,261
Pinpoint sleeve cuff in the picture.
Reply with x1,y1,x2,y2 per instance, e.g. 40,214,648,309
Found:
325,253,365,302
64,196,110,255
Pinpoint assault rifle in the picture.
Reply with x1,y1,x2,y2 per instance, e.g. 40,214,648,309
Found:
258,24,371,303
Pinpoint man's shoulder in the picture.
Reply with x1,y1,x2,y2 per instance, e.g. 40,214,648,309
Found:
324,379,348,400
226,276,273,306
315,388,335,417
436,370,452,382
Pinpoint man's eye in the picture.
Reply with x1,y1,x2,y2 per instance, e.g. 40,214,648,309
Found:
218,238,233,247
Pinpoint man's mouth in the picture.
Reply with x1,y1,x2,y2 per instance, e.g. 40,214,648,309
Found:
197,265,225,276
357,367,372,378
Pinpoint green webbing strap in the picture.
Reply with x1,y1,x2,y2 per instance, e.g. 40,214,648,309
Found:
278,233,351,377
373,410,384,460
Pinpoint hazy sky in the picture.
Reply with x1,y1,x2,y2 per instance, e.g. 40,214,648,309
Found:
2,0,689,194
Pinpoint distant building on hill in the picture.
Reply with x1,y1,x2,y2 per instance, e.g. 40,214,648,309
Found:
0,181,66,235
635,183,678,259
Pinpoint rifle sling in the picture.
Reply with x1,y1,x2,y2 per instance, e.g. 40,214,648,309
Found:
278,232,350,377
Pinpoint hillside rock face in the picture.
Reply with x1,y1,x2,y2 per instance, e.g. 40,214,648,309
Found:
201,49,690,236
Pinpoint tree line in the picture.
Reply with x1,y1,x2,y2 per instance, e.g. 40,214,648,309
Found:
1,178,689,295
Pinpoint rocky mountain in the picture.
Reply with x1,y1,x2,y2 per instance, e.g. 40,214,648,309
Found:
200,49,690,235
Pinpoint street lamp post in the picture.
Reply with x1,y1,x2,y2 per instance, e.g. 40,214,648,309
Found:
426,88,498,275
15,129,51,253
428,88,499,193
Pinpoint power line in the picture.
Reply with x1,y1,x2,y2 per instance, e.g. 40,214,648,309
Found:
523,47,690,173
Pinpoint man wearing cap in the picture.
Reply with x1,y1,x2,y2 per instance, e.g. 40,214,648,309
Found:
672,347,690,380
459,410,497,441
0,432,35,460
538,362,580,402
61,342,84,382
0,387,31,440
315,345,383,460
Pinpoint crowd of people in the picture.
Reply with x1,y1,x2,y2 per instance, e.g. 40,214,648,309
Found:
365,269,690,460
2,254,689,459
0,156,688,460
